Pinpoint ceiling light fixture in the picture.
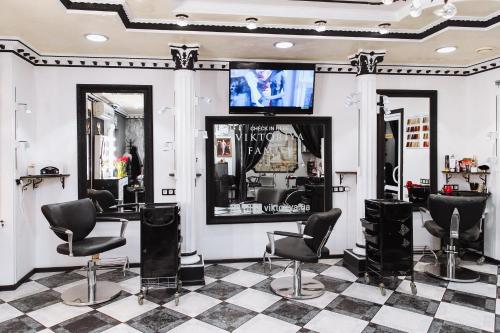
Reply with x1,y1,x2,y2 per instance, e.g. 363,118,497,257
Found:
274,41,294,49
246,18,258,30
476,47,494,54
85,34,109,42
382,0,394,4
434,0,457,19
436,46,457,54
409,0,423,17
176,14,189,27
378,23,391,35
314,20,327,32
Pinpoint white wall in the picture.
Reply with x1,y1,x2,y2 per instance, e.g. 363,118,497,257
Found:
2,53,500,283
31,65,174,268
0,54,17,285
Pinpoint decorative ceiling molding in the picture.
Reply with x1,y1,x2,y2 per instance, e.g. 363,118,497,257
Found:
59,0,500,40
0,38,498,76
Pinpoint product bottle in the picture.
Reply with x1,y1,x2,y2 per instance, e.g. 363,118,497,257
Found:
449,154,456,172
444,155,450,172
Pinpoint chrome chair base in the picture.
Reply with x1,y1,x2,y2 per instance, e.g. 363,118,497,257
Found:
61,281,122,306
271,277,325,300
425,264,480,283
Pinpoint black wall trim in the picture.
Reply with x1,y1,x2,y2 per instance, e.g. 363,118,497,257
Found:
376,90,438,197
0,269,34,291
76,84,154,205
59,0,500,40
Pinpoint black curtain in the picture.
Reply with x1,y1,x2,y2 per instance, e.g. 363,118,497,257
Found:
238,125,272,201
293,124,324,158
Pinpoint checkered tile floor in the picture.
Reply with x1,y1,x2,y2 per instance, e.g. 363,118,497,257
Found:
0,255,499,333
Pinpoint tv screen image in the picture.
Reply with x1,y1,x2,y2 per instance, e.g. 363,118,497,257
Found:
229,65,315,113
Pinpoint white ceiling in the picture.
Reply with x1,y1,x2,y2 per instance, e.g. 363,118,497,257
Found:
0,0,499,65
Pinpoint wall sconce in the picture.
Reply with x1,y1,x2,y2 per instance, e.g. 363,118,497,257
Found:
378,95,391,115
16,103,32,114
345,92,361,108
195,96,213,106
194,129,208,139
157,106,174,115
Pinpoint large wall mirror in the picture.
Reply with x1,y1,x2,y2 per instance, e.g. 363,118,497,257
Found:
206,116,332,224
77,85,154,219
376,90,437,207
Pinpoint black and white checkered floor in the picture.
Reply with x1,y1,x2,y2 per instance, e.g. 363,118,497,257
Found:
0,255,499,333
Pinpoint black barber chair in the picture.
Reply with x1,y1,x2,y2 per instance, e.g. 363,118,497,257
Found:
88,189,141,213
41,198,128,305
421,194,487,282
264,209,342,299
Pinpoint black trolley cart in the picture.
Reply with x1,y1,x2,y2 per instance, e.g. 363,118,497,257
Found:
138,204,182,305
362,199,417,296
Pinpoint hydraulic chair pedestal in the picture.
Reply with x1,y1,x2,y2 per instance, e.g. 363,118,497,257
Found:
425,209,480,283
270,260,325,300
61,259,122,306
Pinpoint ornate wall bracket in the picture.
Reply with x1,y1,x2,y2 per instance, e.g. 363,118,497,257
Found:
349,50,386,75
169,44,200,70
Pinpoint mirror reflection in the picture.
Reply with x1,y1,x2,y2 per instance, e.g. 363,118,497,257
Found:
380,95,432,207
85,92,146,213
212,122,326,217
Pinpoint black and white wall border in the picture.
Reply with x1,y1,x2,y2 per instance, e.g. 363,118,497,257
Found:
0,38,499,77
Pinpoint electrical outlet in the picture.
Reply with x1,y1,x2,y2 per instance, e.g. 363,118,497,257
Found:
332,186,346,193
162,188,176,196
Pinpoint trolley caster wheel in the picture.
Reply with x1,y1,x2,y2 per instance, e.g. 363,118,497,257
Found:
364,272,370,284
379,283,386,296
477,256,485,265
138,294,144,305
410,282,417,296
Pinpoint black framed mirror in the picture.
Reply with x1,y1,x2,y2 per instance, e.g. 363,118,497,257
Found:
376,90,437,207
77,84,154,219
206,116,332,225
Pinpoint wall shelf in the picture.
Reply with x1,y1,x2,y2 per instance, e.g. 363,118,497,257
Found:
442,171,490,185
16,174,70,190
335,171,357,185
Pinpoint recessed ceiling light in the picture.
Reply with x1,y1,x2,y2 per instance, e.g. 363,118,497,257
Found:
176,14,189,27
274,41,294,49
85,34,108,42
436,46,457,54
382,0,394,4
476,47,494,54
378,23,391,35
246,18,258,30
314,20,327,32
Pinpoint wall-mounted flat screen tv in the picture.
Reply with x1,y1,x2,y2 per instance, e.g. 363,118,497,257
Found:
229,62,316,114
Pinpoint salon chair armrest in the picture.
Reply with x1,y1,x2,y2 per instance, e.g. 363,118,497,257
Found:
296,221,308,234
419,207,433,227
272,231,313,239
95,217,129,238
50,226,74,257
266,231,313,255
111,203,141,212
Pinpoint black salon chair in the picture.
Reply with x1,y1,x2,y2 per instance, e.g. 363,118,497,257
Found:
88,189,140,213
264,208,342,299
41,198,128,306
421,194,487,282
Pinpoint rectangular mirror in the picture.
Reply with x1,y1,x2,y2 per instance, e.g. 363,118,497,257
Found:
77,85,154,219
377,90,437,208
206,116,332,224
